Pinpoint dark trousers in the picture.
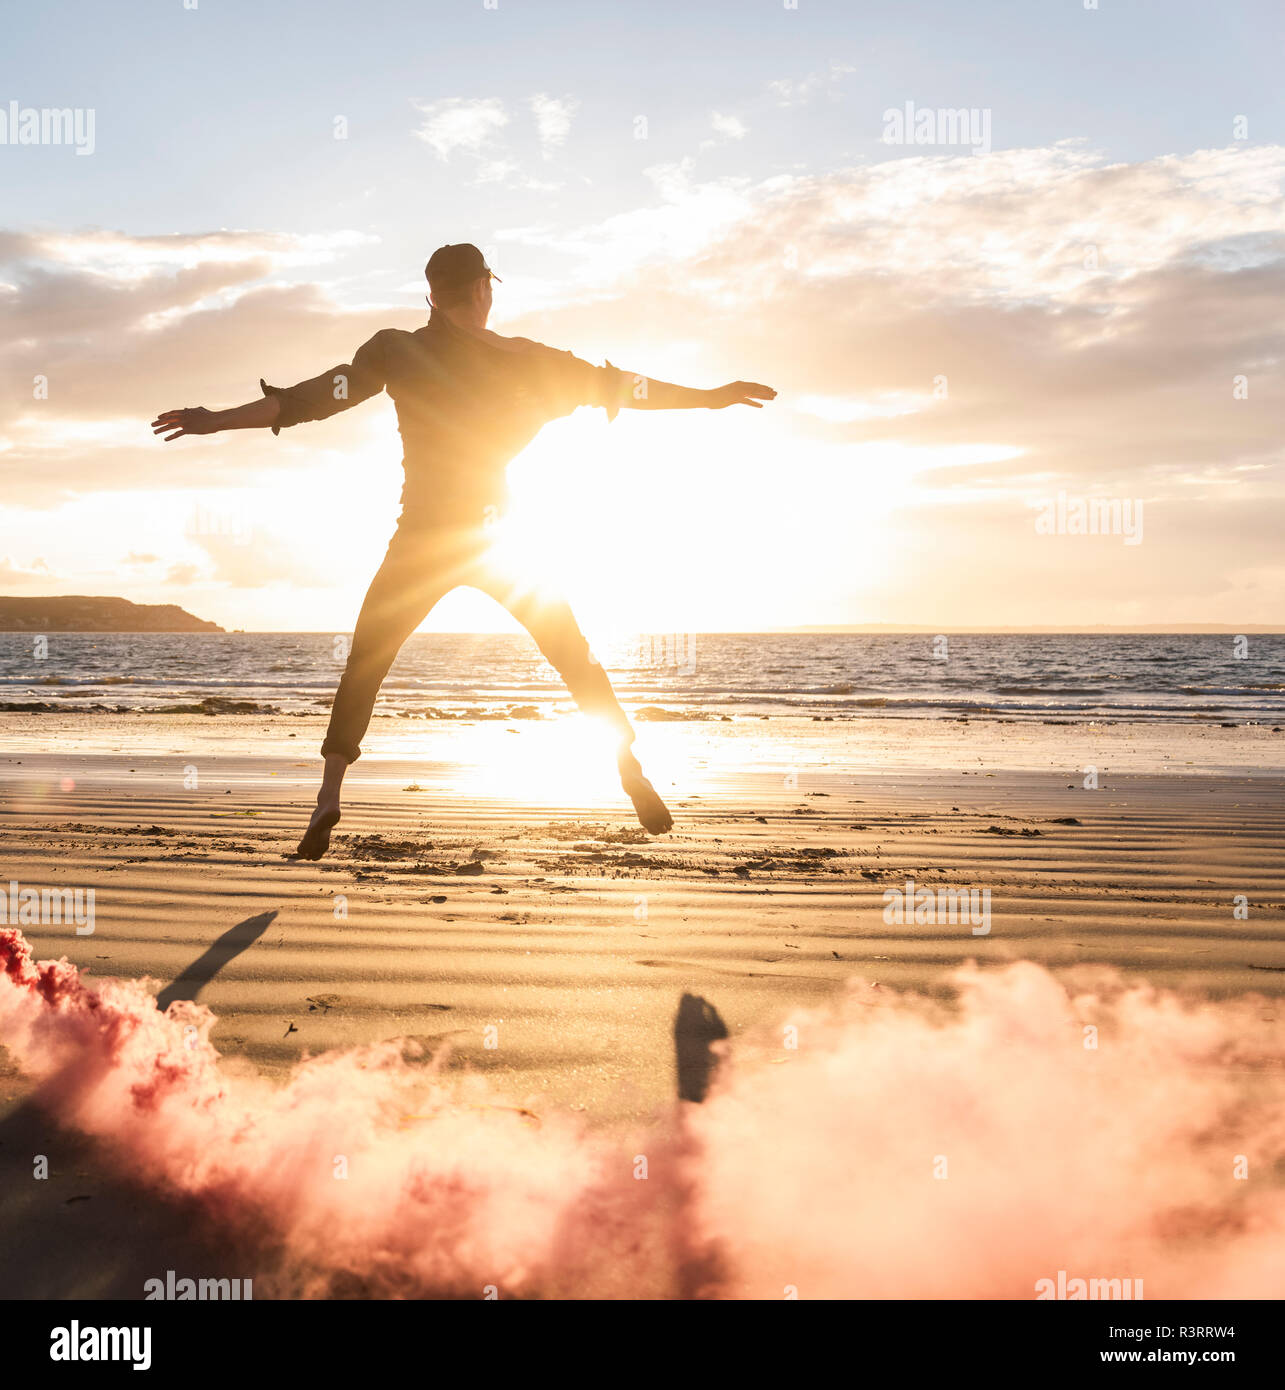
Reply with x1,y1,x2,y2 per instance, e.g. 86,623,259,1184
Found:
322,525,635,763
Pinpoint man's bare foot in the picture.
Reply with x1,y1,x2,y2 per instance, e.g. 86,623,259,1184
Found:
296,803,340,860
619,752,673,835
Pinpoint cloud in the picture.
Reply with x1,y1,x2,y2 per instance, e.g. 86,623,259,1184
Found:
0,555,51,588
531,94,578,158
410,97,563,190
32,228,373,278
0,224,408,506
710,112,748,141
411,97,509,160
4,140,1285,623
766,61,855,107
494,158,755,296
473,159,561,193
793,392,930,423
490,143,1285,622
185,524,328,589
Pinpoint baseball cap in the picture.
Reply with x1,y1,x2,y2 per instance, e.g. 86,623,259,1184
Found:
424,243,501,291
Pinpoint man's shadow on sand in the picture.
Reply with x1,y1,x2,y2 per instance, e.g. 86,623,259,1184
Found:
156,909,277,1011
674,993,728,1102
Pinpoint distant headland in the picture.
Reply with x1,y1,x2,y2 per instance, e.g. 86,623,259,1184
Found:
0,596,223,633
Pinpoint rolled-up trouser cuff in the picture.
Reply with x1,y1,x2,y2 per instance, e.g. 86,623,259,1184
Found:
320,737,361,763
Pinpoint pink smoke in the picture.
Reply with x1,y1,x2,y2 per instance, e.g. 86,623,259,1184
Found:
2,928,1282,1298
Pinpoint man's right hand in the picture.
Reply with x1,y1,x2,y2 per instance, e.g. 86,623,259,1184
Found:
151,406,220,441
706,381,777,410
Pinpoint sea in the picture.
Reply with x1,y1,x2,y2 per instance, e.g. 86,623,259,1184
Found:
2,632,1283,725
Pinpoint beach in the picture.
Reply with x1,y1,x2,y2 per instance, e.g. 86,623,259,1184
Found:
8,0,1285,1344
2,707,1284,1297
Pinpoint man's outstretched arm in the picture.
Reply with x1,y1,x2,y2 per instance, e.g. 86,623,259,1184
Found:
151,395,279,441
619,374,777,411
151,330,392,442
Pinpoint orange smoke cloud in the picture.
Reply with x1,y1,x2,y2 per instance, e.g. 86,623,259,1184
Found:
2,929,1282,1299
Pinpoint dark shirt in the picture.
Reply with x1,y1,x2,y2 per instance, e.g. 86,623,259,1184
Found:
260,314,630,528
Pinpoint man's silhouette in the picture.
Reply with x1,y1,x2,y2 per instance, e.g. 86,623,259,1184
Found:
153,243,775,858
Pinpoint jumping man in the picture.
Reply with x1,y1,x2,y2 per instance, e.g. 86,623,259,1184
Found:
152,243,776,859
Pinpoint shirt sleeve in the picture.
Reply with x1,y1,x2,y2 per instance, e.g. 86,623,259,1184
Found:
260,331,390,434
539,347,632,423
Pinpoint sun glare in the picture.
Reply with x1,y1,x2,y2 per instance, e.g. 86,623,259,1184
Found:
368,706,684,814
419,715,632,807
474,715,625,805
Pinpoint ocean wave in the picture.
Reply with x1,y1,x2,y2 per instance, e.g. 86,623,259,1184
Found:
3,632,1285,726
994,686,1105,696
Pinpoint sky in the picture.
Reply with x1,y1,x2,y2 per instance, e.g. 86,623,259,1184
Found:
1,0,1283,634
